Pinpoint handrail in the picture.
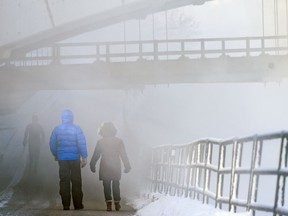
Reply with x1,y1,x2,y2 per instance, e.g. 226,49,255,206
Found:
2,35,288,67
146,131,288,216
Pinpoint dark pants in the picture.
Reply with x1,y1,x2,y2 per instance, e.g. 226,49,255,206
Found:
103,180,120,202
28,144,40,172
58,160,83,209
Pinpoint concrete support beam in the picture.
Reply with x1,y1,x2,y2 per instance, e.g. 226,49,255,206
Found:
0,55,287,92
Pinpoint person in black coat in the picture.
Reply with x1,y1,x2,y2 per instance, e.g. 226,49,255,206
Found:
90,122,131,211
23,114,45,172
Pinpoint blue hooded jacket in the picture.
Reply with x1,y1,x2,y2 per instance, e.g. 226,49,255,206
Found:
49,109,88,160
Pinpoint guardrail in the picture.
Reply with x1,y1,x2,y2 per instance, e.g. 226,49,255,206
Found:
147,131,288,216
3,35,288,67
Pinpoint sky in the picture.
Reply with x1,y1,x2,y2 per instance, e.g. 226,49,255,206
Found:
0,0,288,215
60,0,287,43
1,0,287,46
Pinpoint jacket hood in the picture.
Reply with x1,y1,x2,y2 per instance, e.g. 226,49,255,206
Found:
61,109,74,124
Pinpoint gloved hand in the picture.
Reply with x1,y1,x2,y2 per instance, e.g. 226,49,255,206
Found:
90,164,96,173
81,157,87,168
124,167,131,173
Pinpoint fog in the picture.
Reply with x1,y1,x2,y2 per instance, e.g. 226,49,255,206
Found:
0,0,288,212
0,0,284,46
1,82,288,208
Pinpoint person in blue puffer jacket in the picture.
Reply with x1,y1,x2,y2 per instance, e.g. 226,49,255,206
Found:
49,109,88,211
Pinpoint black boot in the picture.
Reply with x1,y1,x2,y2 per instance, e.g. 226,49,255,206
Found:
74,204,84,210
115,202,121,211
63,206,70,210
106,201,112,211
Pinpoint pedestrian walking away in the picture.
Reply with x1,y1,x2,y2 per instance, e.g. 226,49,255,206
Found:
23,114,45,172
90,122,131,211
49,109,88,211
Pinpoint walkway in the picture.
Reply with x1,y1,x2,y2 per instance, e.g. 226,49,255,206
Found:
0,184,136,216
0,148,136,216
0,207,136,216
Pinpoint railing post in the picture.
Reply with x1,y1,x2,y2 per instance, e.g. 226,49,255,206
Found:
203,141,212,204
194,143,200,200
247,136,256,213
221,39,225,56
202,141,207,203
248,138,263,216
53,45,60,64
154,41,158,61
285,136,288,167
253,140,262,205
201,40,205,58
169,146,175,195
229,140,238,212
139,42,143,60
261,37,265,55
146,147,153,193
178,147,185,197
95,45,99,62
181,41,185,58
216,143,225,209
235,142,244,205
273,134,287,215
246,38,250,57
185,145,193,198
163,147,168,195
105,44,110,62
191,143,197,199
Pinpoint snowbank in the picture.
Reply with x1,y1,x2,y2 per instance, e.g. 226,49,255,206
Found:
128,194,252,216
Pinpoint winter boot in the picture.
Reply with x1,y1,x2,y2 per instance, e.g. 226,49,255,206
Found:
115,201,121,211
63,206,70,210
106,201,112,211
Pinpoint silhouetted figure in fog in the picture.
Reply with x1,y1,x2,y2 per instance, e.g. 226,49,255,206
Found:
90,122,131,211
23,114,45,172
49,109,88,211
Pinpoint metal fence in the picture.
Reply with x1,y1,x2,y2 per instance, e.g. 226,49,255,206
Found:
4,35,288,67
147,131,288,216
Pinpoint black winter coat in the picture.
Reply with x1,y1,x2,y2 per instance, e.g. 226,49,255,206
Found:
90,137,131,180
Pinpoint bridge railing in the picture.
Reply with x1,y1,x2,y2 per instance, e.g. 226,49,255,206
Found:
4,35,288,67
146,131,288,216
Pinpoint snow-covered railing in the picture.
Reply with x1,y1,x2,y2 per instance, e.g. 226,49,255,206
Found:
147,131,288,216
2,35,288,67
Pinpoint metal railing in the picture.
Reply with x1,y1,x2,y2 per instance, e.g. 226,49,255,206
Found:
3,35,288,67
147,131,288,216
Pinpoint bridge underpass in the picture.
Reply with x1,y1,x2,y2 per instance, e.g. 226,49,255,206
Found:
1,35,288,114
0,0,287,114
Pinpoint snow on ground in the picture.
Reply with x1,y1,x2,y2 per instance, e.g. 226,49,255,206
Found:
128,194,252,216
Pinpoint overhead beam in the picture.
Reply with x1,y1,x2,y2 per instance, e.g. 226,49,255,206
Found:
0,55,287,92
